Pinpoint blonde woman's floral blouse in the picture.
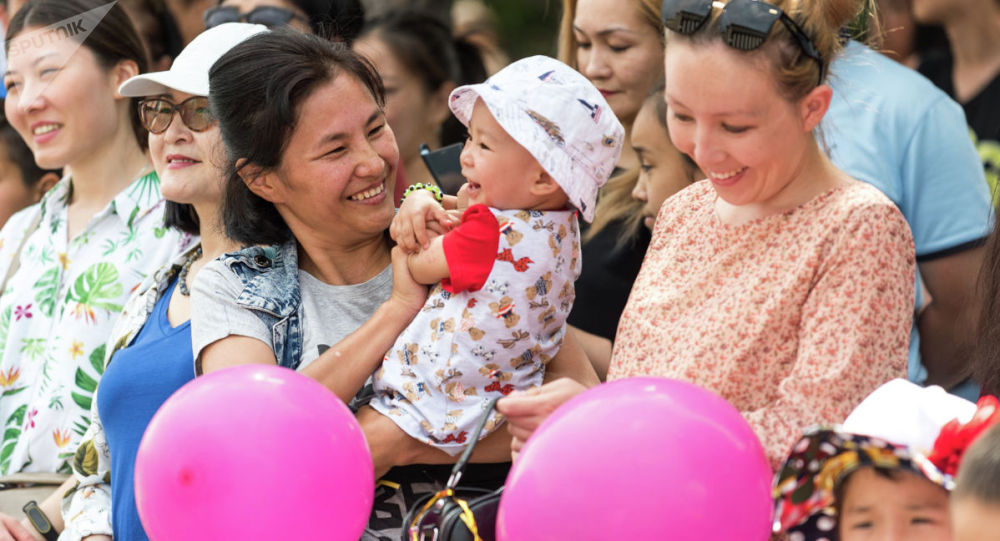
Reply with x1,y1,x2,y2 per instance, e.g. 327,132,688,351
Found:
608,180,916,468
0,173,190,475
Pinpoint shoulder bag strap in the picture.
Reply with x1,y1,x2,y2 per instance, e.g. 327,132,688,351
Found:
447,397,501,489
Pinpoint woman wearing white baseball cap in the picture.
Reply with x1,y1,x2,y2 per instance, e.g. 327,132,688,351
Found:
65,22,268,541
0,22,267,541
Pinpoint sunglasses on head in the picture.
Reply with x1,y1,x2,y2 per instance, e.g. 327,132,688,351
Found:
203,5,309,30
661,0,826,85
138,96,215,134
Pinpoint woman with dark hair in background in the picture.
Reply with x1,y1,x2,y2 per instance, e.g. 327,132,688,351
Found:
203,0,364,41
354,10,486,200
0,0,190,482
915,0,1000,195
629,87,701,232
557,0,666,376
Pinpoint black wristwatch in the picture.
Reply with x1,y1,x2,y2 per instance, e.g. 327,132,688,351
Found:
22,500,59,541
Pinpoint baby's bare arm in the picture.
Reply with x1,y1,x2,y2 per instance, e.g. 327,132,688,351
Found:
406,235,450,285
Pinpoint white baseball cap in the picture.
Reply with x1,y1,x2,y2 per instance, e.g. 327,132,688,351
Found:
119,23,268,97
448,55,625,223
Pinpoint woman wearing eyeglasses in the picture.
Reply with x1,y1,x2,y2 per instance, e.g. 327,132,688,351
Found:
203,0,364,41
501,0,917,469
0,0,193,487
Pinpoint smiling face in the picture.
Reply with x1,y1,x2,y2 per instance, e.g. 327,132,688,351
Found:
664,39,819,209
572,0,663,127
148,89,226,208
459,99,553,211
630,95,697,230
3,30,129,170
838,468,953,541
257,73,398,244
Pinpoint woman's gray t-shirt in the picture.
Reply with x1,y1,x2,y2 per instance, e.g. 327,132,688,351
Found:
191,260,393,369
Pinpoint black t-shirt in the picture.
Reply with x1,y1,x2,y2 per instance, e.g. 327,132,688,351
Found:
567,218,652,341
919,48,1000,191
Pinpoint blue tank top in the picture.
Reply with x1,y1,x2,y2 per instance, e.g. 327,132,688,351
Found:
97,279,194,540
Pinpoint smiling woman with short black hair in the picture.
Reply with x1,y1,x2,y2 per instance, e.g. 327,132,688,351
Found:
193,30,595,538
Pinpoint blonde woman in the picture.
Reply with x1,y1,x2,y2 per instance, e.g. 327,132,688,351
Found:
503,0,916,470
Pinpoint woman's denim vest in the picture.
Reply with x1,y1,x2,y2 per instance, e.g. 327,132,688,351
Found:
217,241,304,370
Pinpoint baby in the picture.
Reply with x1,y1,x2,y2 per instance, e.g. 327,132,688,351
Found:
774,379,1000,541
367,55,624,455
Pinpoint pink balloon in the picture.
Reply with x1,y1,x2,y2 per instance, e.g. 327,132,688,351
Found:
497,377,772,541
135,364,373,541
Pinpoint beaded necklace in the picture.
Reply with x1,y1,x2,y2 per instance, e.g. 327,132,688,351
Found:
177,245,203,296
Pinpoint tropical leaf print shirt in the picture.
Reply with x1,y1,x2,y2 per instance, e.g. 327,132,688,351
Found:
0,172,191,474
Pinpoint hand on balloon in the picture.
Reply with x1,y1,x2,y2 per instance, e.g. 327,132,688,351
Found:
81,536,112,541
0,515,43,541
496,378,588,460
495,378,774,540
390,189,458,253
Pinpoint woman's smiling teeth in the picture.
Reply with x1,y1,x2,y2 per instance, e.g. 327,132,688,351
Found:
33,124,60,135
708,167,746,180
348,182,384,201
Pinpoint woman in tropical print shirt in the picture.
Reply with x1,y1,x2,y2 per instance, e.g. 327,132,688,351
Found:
0,0,190,476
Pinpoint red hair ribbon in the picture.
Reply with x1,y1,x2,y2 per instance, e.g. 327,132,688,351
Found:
928,395,1000,476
